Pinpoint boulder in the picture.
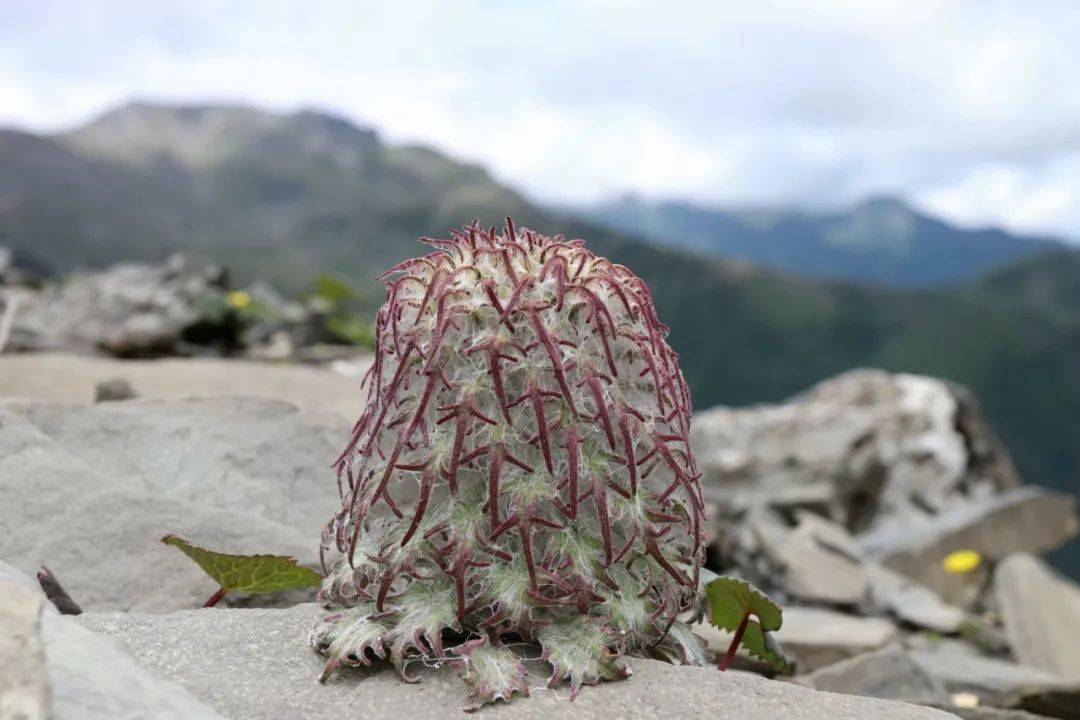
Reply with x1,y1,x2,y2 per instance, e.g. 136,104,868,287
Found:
865,488,1078,605
688,370,1078,613
8,254,227,356
692,370,1019,533
995,553,1080,679
0,396,342,612
4,254,370,361
76,603,959,720
797,644,950,706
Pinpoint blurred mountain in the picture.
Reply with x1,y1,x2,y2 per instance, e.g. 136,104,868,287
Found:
1,101,1078,498
0,101,533,302
585,194,1067,286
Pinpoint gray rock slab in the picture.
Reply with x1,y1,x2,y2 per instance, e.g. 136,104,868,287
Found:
798,644,950,706
910,644,1069,704
4,396,342,534
774,607,898,672
758,513,869,605
23,491,316,612
865,488,1078,606
0,581,50,720
995,553,1080,680
0,560,222,719
867,564,967,633
43,608,224,719
0,352,370,420
0,396,343,612
76,603,958,720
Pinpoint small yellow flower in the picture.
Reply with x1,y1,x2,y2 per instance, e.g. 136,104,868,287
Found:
226,290,251,310
943,549,982,575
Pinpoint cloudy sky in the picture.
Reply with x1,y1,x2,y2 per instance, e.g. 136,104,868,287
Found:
2,0,1079,239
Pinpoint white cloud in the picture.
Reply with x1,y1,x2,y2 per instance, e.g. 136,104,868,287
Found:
1,0,1077,239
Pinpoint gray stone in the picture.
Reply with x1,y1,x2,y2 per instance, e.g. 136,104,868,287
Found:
0,396,343,612
910,643,1069,705
794,510,865,561
94,377,136,402
798,644,950,706
0,561,221,719
24,491,316,612
43,610,224,719
4,254,367,361
867,564,967,633
865,488,1078,606
0,581,50,720
755,512,869,605
43,605,223,719
0,559,40,593
9,254,225,356
995,553,1080,680
76,603,958,720
692,370,1019,533
771,607,898,672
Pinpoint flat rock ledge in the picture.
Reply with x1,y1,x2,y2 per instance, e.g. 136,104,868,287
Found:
76,604,957,720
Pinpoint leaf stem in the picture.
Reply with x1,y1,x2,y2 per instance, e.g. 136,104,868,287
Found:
720,611,751,671
203,587,229,607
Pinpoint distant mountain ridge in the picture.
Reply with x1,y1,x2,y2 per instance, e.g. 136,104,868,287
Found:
0,101,534,297
586,194,1067,287
1,101,1079,538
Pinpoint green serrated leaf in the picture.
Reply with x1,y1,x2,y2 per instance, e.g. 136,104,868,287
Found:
740,620,790,673
705,576,783,632
161,535,321,598
705,576,789,674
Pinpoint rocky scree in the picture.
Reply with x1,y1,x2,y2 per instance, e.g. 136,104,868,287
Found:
314,221,706,709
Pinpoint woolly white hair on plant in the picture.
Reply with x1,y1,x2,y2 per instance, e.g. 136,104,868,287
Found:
313,220,707,709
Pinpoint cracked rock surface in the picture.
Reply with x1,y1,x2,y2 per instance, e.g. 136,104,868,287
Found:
76,603,958,720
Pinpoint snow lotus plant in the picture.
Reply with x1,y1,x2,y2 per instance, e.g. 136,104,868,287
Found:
312,220,709,709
